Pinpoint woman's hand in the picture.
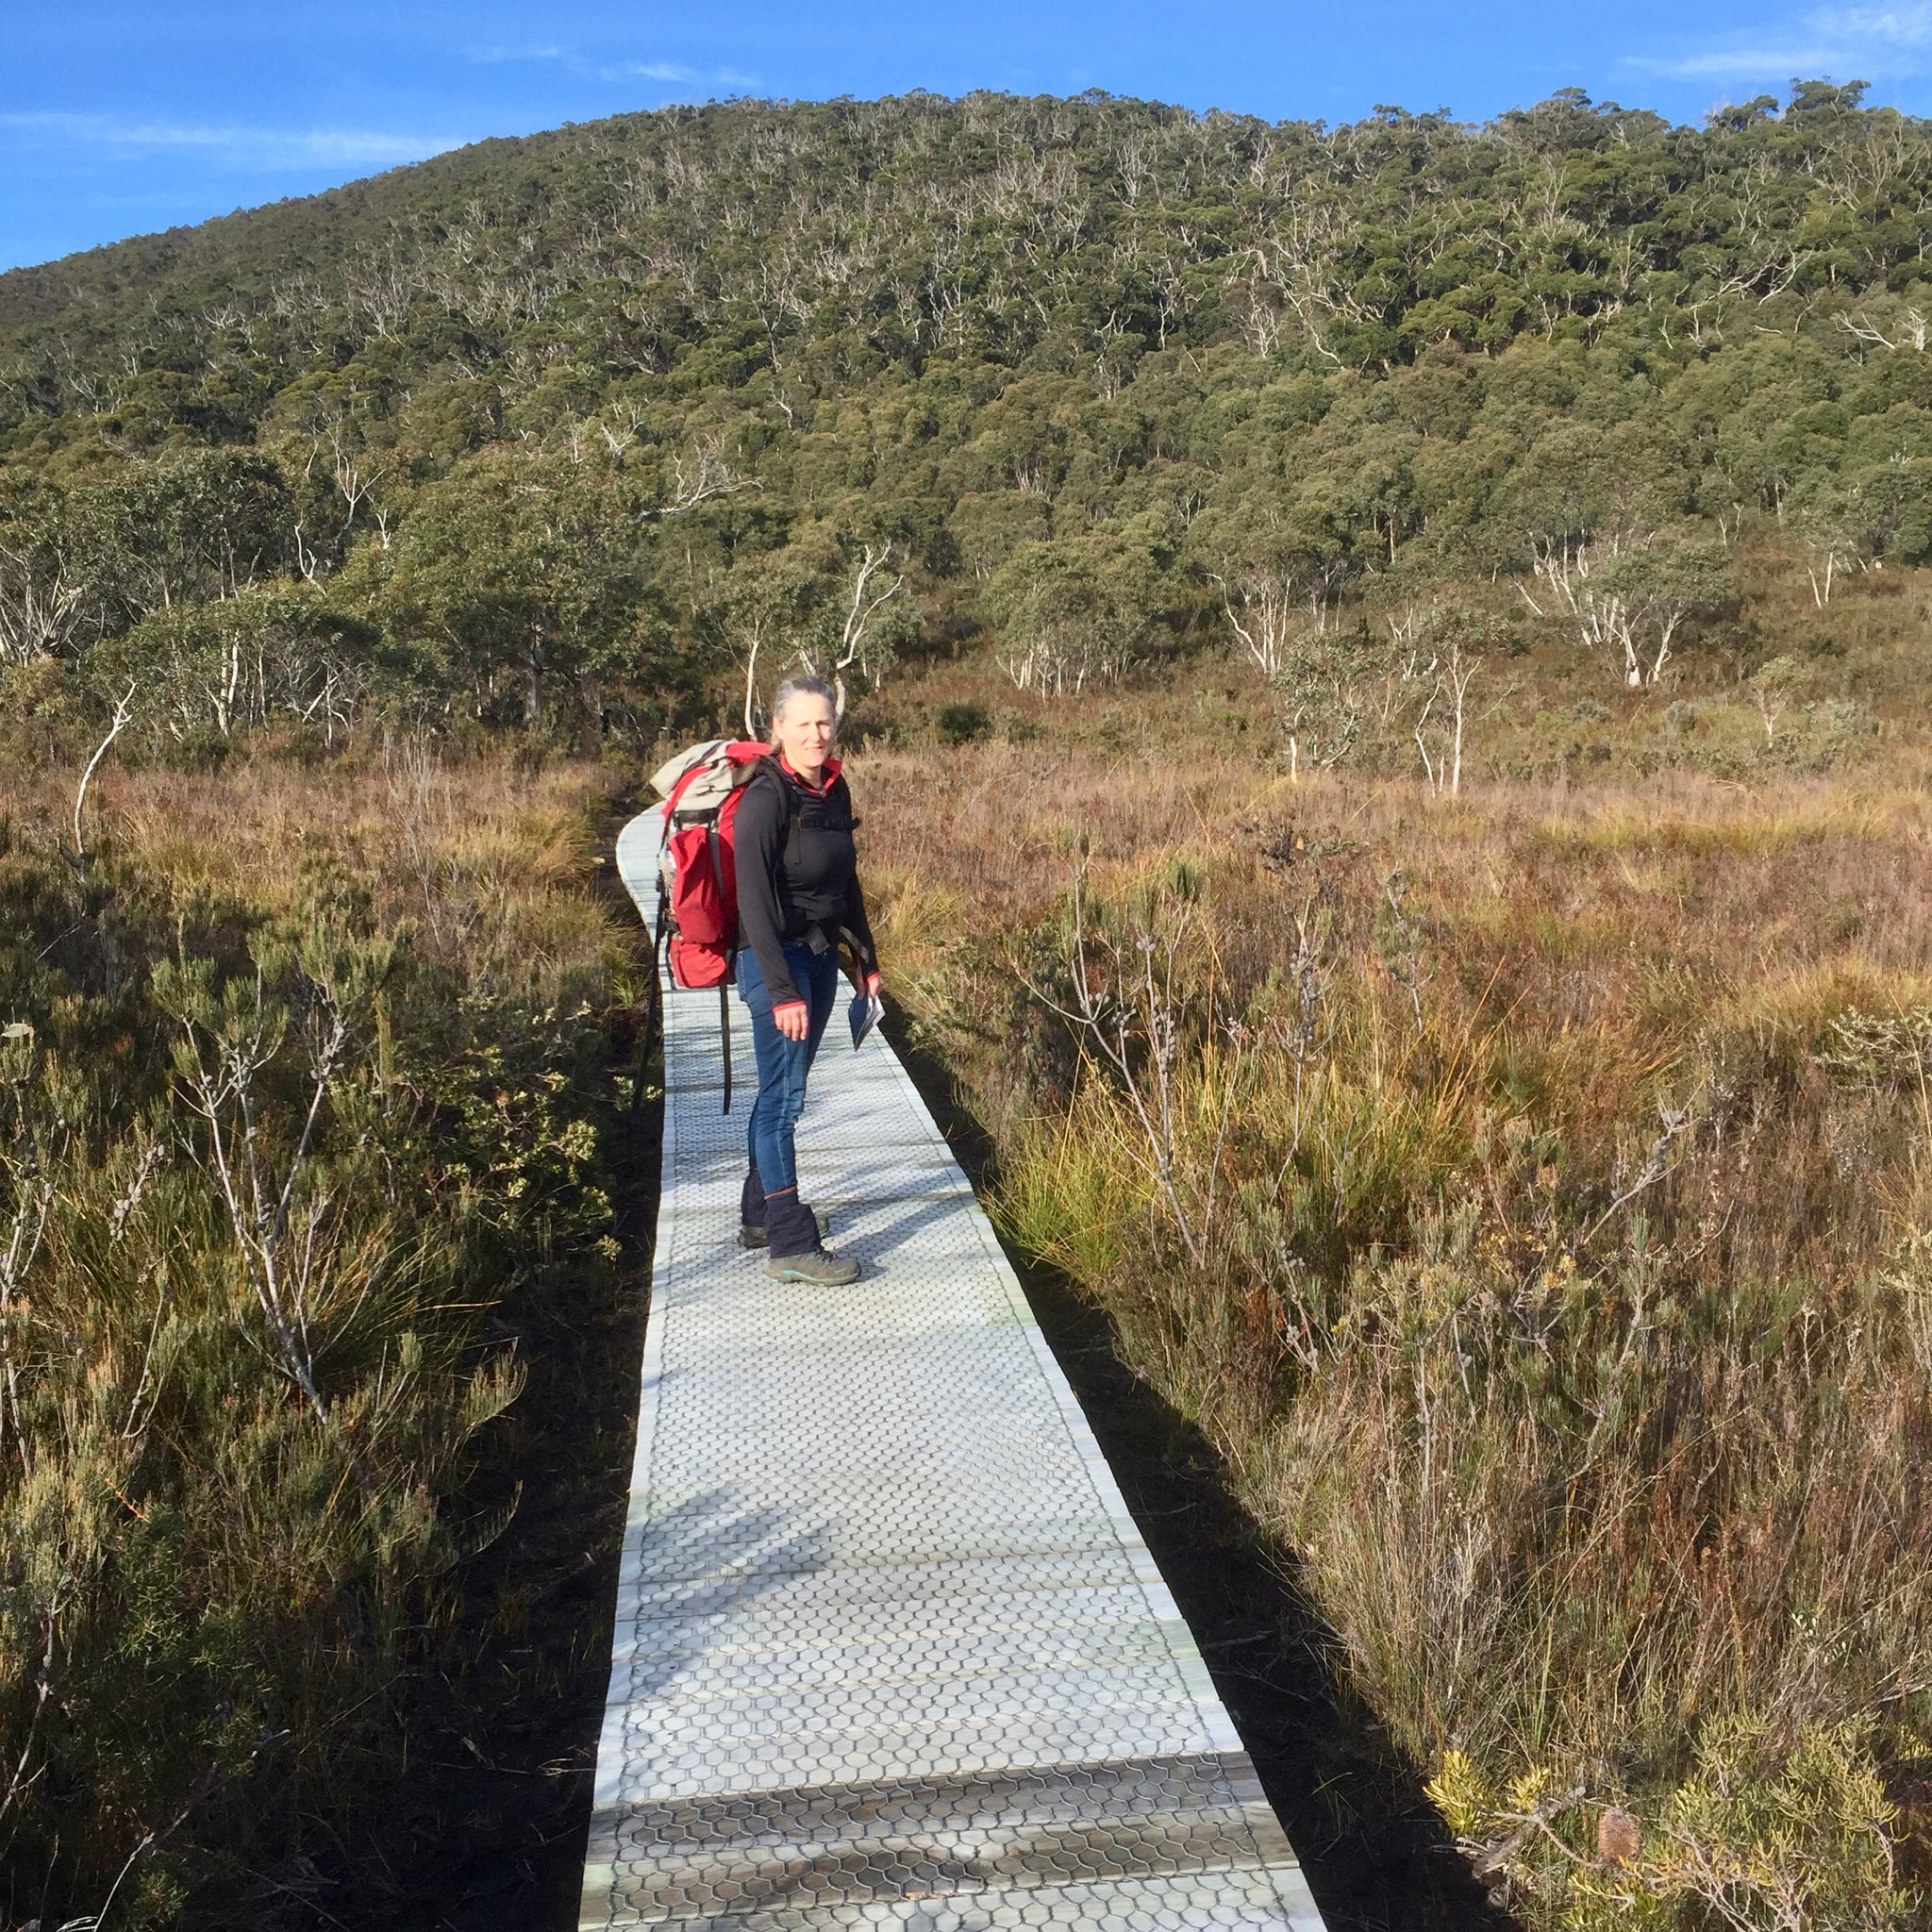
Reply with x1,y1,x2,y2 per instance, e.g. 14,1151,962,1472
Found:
773,999,810,1041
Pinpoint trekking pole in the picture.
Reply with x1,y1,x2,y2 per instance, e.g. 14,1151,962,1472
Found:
632,882,667,1117
719,981,733,1113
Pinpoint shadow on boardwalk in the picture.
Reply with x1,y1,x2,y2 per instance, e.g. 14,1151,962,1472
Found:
887,1022,1521,1932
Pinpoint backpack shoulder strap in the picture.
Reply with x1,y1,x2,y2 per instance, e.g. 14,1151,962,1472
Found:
774,760,807,862
743,754,800,826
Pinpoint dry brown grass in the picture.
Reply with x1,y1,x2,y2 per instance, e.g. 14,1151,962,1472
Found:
853,728,1932,1928
8,743,633,1009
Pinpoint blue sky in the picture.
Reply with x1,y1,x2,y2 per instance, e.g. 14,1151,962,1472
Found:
5,0,1932,273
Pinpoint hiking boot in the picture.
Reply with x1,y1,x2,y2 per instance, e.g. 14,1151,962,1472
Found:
739,1165,770,1246
763,1192,859,1284
765,1246,861,1285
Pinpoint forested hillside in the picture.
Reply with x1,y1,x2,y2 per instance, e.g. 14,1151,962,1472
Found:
3,81,1931,742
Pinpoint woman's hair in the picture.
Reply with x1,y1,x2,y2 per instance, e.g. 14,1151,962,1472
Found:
771,675,837,724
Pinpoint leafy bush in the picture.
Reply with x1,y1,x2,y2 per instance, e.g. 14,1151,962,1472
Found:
0,756,626,1924
935,700,992,745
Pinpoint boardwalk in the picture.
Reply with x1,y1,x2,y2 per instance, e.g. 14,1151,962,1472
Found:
583,810,1326,1932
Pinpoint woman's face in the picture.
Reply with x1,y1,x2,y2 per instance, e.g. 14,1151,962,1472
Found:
774,691,836,774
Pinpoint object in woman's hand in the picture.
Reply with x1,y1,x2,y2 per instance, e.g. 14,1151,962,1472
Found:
849,988,883,1051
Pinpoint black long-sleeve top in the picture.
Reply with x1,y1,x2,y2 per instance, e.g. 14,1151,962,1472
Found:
734,757,877,1008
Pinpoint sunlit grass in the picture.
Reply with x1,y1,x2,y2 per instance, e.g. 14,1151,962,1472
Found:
863,728,1932,1930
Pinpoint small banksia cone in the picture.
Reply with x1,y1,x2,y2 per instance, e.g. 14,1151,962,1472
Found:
1597,1807,1641,1866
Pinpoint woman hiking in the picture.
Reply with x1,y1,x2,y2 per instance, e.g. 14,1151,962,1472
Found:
733,675,880,1284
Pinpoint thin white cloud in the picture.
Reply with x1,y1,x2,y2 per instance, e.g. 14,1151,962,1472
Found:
1812,3,1932,43
0,111,469,172
465,43,564,64
1641,44,1833,79
614,60,699,82
1635,0,1932,82
599,58,760,89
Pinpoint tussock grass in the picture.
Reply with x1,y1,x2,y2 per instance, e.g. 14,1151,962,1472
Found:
861,730,1932,1929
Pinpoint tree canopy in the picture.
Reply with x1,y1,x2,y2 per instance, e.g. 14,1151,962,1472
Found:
4,83,1931,736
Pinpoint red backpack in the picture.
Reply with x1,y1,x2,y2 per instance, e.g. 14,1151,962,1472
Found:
644,739,772,1108
650,738,770,991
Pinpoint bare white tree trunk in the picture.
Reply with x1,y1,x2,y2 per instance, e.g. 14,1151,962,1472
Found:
1649,608,1686,686
73,683,136,862
741,624,764,740
0,552,88,665
1444,642,1480,796
1413,682,1439,792
643,431,760,520
829,542,903,717
1214,569,1295,675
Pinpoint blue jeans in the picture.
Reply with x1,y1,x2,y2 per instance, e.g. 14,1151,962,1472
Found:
736,941,841,1196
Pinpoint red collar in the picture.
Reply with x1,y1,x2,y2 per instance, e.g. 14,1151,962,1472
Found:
777,752,841,793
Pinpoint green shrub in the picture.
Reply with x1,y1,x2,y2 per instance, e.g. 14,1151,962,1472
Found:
0,772,622,1924
935,700,993,745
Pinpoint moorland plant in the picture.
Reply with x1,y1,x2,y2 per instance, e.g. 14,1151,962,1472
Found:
0,753,643,1924
5,80,1932,1929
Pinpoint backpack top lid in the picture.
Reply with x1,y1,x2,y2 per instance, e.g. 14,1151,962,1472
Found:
649,740,771,815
